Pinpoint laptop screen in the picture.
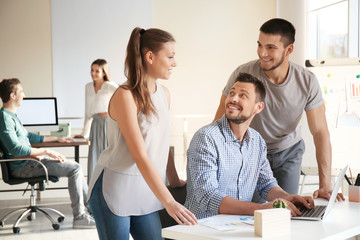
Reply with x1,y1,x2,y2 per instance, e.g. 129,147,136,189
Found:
323,164,348,219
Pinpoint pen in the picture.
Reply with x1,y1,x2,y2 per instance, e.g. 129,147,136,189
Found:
349,168,354,185
345,174,352,185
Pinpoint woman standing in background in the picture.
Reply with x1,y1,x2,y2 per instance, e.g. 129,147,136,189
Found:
74,59,118,184
87,27,197,240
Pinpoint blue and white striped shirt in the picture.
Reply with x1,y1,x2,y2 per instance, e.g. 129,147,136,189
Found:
184,115,278,219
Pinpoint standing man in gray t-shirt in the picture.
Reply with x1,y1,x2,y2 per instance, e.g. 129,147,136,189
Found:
214,18,344,202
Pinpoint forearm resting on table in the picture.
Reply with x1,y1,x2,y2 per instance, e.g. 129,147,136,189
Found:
43,136,60,142
219,196,268,215
266,186,292,201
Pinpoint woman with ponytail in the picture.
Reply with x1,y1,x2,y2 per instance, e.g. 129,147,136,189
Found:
87,27,197,240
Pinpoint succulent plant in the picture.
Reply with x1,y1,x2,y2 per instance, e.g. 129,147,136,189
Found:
272,199,287,208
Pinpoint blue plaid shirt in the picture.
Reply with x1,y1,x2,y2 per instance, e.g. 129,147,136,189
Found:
184,115,278,219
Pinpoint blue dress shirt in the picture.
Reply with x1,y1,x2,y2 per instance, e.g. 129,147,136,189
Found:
184,115,278,219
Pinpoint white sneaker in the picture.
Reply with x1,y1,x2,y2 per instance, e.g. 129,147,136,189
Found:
73,214,96,229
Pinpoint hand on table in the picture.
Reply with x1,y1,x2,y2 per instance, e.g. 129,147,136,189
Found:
313,187,345,202
164,200,198,225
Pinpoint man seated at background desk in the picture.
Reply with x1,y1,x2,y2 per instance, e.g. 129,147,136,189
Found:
0,78,95,229
184,73,314,219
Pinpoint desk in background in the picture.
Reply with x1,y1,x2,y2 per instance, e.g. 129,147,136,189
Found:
31,141,90,163
162,200,360,240
30,141,90,199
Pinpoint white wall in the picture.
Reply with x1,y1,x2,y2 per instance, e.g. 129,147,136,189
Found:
51,0,152,126
153,0,276,116
0,0,53,99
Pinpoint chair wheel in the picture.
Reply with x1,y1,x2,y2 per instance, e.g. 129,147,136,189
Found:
58,216,65,223
52,224,60,230
13,227,20,234
27,215,32,221
0,220,4,227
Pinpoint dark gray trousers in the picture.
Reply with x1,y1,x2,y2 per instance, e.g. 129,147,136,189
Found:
252,139,305,203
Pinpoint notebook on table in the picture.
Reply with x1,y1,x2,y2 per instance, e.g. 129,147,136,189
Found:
292,164,348,221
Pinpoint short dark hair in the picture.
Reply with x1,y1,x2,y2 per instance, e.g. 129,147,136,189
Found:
234,73,266,102
0,78,21,103
260,18,295,47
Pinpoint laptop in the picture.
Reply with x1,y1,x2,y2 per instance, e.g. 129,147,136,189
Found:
292,164,348,221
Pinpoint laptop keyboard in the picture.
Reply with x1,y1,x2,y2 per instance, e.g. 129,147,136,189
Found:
299,205,326,217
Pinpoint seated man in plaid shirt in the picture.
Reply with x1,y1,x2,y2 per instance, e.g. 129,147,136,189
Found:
184,73,314,219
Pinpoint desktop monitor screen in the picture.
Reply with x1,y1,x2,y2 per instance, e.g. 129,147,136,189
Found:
16,97,58,127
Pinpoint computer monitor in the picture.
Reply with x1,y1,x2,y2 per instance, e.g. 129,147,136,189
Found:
16,97,59,132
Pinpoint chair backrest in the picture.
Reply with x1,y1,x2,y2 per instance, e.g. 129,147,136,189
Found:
0,146,29,185
0,141,59,187
0,146,11,184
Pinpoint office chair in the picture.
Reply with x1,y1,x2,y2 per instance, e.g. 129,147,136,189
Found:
0,147,65,234
159,185,187,228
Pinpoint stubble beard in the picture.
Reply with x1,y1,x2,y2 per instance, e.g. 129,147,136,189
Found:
261,52,285,72
226,112,252,124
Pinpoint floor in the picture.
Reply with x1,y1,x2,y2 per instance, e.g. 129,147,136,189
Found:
0,197,99,240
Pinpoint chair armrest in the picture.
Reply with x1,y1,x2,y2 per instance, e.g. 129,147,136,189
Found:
0,157,50,185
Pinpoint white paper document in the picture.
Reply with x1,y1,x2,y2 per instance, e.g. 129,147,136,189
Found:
199,215,254,231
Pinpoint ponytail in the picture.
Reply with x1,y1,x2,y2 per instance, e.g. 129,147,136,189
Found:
124,27,175,118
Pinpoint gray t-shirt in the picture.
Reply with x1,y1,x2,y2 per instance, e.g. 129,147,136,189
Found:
223,60,324,153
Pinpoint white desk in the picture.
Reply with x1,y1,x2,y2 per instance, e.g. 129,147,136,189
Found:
162,200,360,240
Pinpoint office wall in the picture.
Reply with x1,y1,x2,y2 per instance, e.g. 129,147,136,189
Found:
153,0,276,116
0,0,53,99
51,0,152,122
152,0,276,168
277,0,306,66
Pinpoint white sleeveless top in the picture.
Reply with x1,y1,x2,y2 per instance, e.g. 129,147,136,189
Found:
87,83,171,216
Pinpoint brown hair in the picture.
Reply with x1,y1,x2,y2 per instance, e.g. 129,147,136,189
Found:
0,78,21,103
123,27,175,118
234,73,266,102
92,59,111,81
